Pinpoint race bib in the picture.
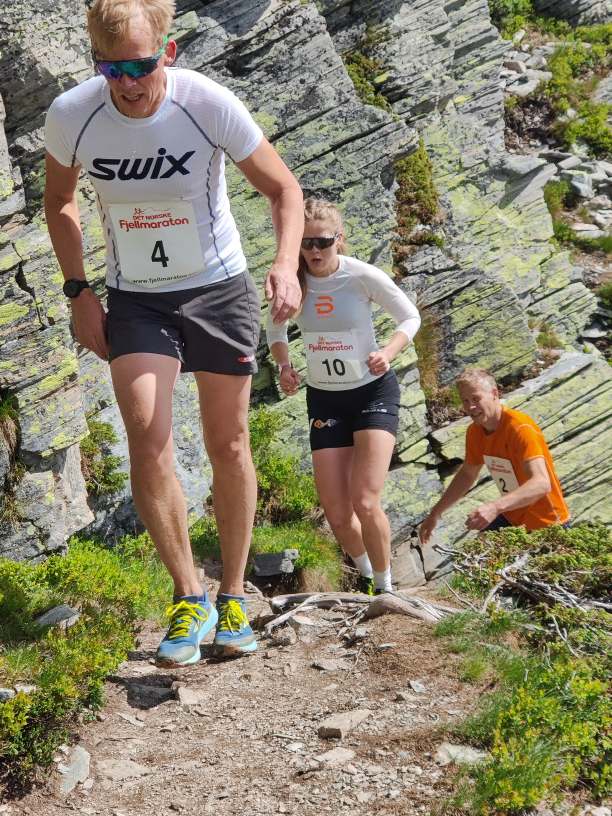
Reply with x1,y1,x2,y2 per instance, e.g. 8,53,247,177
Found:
108,201,204,288
484,455,519,495
303,331,366,385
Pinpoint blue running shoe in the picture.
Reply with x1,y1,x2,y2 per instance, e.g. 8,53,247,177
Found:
155,594,218,668
213,594,257,657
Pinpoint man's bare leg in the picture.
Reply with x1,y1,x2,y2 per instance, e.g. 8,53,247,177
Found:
195,372,256,596
111,353,202,597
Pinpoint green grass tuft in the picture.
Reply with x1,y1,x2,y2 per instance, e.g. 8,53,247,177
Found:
80,418,128,498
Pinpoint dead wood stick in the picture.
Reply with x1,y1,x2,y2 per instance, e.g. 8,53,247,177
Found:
264,595,321,636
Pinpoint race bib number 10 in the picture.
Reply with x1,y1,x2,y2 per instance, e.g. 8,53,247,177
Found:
109,201,204,288
483,455,520,495
303,331,367,385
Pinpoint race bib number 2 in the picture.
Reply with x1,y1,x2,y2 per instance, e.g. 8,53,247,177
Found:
483,455,520,495
303,331,367,385
109,201,204,288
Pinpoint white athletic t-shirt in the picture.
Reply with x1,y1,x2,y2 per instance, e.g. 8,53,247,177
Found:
44,68,263,291
266,255,421,391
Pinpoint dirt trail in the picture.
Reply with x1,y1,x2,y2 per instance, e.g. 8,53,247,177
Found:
11,585,479,816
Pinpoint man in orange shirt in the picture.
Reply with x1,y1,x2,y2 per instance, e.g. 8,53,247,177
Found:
419,368,570,544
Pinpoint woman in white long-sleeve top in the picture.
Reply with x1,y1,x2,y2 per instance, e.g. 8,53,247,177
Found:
266,198,421,594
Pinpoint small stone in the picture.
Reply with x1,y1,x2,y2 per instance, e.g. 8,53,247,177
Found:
14,684,37,695
56,745,90,795
352,626,368,640
287,742,304,753
0,689,15,702
96,759,151,782
356,791,372,804
512,28,526,43
318,709,372,739
160,724,175,732
503,59,526,74
82,778,95,791
117,712,144,728
34,604,80,630
176,686,206,707
272,627,298,647
252,549,299,577
96,712,107,722
311,658,351,672
289,613,319,630
315,747,356,766
435,742,488,766
409,680,426,694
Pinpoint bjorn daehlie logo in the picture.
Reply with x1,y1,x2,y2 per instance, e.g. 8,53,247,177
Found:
90,148,196,181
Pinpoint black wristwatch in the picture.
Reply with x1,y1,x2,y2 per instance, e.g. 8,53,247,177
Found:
63,279,91,299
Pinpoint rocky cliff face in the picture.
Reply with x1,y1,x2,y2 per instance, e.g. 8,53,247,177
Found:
533,0,611,25
0,0,609,565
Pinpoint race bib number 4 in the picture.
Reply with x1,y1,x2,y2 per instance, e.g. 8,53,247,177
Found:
484,455,520,495
109,201,204,288
303,331,367,385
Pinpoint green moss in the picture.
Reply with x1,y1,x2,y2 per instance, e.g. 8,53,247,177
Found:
394,139,441,242
597,281,612,310
34,354,78,397
0,304,29,327
342,25,393,113
543,180,572,218
0,170,14,200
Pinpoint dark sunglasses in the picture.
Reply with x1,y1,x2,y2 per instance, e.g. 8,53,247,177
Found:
301,234,338,251
93,37,168,81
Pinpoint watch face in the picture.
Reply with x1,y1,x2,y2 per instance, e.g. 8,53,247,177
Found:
63,279,86,298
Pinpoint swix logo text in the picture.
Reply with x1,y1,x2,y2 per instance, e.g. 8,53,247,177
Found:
90,148,196,181
315,295,334,317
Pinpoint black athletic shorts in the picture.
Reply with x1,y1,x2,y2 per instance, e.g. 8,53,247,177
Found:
106,272,260,375
306,370,400,451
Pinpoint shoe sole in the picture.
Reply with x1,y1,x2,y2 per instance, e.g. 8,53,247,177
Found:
212,639,258,659
155,607,219,668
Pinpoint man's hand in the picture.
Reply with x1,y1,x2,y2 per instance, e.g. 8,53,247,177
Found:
419,512,440,546
367,349,391,377
466,501,499,531
70,289,108,360
279,364,301,396
265,263,301,324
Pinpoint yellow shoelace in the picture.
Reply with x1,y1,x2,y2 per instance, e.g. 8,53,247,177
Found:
164,600,207,639
217,599,248,633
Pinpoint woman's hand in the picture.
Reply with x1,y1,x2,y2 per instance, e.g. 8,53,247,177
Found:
367,349,391,377
279,364,301,395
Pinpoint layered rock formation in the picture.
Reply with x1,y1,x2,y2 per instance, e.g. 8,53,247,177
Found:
0,0,609,564
533,0,611,26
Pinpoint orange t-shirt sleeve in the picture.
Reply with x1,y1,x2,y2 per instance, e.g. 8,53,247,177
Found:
464,424,484,466
512,423,546,462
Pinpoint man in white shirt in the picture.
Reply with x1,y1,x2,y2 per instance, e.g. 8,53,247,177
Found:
44,0,303,663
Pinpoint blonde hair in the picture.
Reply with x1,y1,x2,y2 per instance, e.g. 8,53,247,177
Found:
298,198,347,302
87,0,175,54
456,368,498,392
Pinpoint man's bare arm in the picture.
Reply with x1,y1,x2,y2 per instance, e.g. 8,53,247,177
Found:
466,457,551,531
236,139,303,324
419,462,482,544
44,152,108,360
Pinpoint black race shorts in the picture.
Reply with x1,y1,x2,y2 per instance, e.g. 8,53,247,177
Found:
106,272,260,375
306,370,400,451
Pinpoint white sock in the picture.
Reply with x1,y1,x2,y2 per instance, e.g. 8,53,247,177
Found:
351,552,373,578
373,567,393,592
